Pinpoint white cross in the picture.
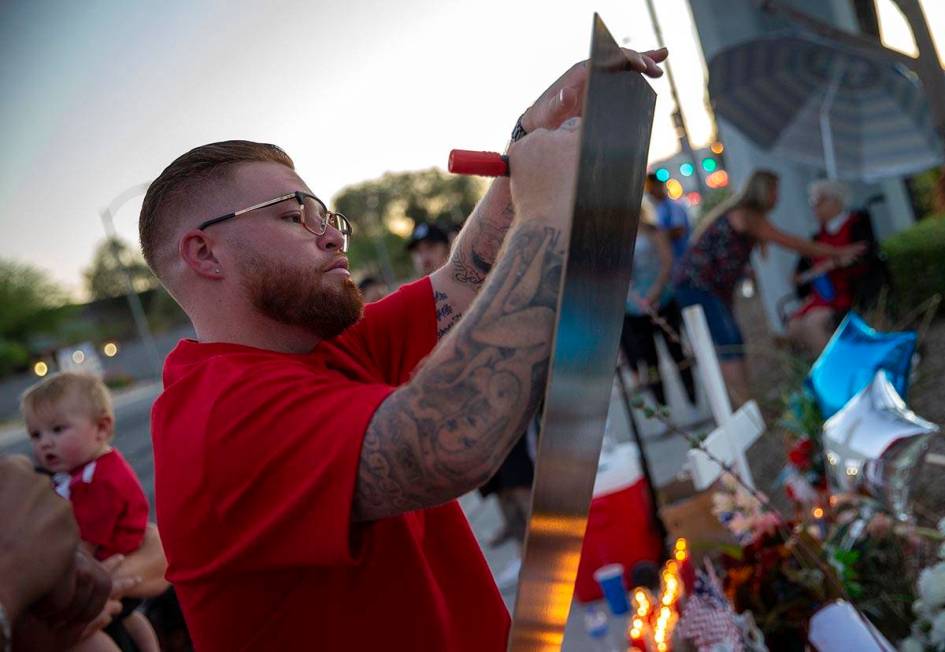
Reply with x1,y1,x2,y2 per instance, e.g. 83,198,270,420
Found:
681,305,764,491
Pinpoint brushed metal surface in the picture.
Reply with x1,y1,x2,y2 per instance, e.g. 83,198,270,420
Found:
507,14,657,651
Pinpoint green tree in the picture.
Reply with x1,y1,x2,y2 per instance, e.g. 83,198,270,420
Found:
83,236,158,300
0,259,69,375
333,168,486,281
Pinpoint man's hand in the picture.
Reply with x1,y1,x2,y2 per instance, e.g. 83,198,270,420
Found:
31,549,113,632
508,117,582,227
520,47,667,134
15,552,126,650
0,455,79,622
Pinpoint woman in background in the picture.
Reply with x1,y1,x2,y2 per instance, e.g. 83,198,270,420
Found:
787,179,885,356
672,170,865,405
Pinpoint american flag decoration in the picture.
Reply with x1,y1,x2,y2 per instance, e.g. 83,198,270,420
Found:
676,565,743,652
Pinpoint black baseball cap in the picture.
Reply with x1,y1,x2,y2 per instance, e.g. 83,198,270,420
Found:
406,222,450,251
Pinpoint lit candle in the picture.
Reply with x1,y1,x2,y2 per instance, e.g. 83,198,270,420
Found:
811,506,827,539
673,538,695,593
627,618,647,651
633,588,653,619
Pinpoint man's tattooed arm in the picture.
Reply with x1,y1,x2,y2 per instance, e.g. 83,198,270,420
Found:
353,221,564,522
434,290,461,339
430,179,516,338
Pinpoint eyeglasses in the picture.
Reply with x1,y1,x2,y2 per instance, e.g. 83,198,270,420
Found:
197,191,352,252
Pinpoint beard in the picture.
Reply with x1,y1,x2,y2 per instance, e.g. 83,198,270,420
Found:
238,251,364,341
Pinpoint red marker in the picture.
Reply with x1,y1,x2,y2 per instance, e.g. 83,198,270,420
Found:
448,149,509,177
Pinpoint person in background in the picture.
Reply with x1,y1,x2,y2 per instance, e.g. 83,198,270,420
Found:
357,275,389,303
645,172,691,263
21,372,158,652
672,170,866,406
620,199,697,407
786,180,885,356
406,222,451,277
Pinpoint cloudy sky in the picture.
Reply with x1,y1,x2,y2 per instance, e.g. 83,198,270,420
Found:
1,0,941,297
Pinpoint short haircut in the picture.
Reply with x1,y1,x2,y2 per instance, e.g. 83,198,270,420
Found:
139,140,295,277
21,372,115,434
809,179,851,207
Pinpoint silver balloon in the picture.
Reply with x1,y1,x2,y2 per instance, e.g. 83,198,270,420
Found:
822,370,939,520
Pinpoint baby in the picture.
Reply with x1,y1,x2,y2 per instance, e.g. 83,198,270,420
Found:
21,371,158,652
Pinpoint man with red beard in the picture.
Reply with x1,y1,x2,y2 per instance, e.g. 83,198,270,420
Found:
140,49,666,651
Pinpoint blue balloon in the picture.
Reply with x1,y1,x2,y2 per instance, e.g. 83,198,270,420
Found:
806,313,916,418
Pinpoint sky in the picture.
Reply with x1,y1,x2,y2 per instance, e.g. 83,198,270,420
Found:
1,0,942,298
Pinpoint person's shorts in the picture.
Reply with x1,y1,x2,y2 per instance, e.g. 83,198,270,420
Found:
674,285,745,360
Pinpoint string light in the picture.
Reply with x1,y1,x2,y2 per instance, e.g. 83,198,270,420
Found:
666,179,684,199
706,170,729,188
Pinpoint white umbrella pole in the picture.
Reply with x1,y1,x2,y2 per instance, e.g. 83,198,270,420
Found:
820,59,847,179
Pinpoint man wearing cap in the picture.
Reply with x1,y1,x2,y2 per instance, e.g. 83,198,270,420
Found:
406,222,451,277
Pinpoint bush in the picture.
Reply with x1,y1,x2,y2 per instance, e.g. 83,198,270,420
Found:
882,214,945,316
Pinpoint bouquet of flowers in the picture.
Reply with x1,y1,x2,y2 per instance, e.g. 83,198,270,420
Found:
712,473,840,651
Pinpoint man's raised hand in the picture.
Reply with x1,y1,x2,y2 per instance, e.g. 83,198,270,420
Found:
520,47,667,135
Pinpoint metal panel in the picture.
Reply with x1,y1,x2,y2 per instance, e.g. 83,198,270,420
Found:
507,14,657,651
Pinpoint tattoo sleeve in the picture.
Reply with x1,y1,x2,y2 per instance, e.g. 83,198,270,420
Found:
353,221,565,522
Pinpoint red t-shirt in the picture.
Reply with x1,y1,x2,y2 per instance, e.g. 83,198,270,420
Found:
152,278,509,651
56,449,149,561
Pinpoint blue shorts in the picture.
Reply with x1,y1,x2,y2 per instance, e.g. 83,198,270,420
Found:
674,285,745,360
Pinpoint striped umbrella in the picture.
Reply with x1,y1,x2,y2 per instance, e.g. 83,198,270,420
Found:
708,33,943,180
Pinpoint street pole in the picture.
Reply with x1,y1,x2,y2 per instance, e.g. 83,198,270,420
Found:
99,183,164,378
643,0,708,195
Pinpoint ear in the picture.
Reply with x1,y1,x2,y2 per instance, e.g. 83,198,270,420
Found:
96,414,114,442
179,229,225,280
